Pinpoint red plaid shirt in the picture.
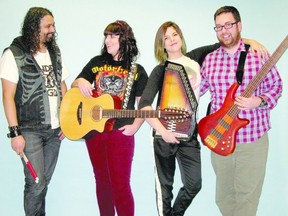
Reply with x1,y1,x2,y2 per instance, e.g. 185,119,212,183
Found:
200,40,282,144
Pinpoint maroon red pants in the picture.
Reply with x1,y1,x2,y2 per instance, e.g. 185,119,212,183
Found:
86,130,135,216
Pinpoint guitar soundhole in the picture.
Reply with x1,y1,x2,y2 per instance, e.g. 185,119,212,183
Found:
77,102,83,125
91,106,101,121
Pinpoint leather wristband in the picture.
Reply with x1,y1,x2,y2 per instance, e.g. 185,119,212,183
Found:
7,126,22,138
8,125,19,131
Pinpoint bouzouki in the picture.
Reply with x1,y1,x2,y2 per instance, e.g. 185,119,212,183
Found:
60,88,190,140
198,35,288,156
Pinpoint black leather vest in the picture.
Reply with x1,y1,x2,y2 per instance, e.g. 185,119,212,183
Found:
8,36,63,128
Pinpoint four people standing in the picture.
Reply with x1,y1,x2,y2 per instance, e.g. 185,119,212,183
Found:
0,5,284,216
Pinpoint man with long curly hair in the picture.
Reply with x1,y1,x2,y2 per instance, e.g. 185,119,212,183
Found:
0,7,69,216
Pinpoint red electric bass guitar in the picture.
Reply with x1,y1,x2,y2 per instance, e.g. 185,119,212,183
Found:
198,35,288,156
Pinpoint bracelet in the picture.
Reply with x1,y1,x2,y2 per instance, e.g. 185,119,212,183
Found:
258,96,267,107
8,125,19,131
7,125,22,138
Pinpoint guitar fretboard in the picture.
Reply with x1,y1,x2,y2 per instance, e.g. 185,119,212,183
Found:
103,110,161,118
229,35,288,119
102,109,189,121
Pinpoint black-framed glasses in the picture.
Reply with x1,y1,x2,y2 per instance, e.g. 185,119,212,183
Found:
214,22,238,32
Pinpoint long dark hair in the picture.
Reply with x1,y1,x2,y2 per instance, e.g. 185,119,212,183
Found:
101,20,139,69
21,7,57,54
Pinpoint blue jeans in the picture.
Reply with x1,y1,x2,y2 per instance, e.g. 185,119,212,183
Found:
21,125,61,216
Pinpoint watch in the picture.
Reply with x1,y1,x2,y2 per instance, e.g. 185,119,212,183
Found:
259,96,267,107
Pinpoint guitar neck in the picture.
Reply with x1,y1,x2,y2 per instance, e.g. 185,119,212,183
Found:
102,109,161,118
241,35,288,98
227,36,287,120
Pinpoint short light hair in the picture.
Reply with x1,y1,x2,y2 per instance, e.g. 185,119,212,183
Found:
214,6,241,22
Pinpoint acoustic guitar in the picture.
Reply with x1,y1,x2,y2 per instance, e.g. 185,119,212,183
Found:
198,35,288,156
60,88,190,140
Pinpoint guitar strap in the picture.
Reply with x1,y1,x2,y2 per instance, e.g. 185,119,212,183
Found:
236,44,250,84
122,62,137,109
206,43,250,116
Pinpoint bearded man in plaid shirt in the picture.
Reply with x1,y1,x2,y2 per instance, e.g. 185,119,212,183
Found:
200,6,283,216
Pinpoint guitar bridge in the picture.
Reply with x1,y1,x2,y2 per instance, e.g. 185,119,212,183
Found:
204,135,217,148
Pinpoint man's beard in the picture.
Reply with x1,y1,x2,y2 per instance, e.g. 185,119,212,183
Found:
44,32,56,47
45,32,56,42
219,32,241,49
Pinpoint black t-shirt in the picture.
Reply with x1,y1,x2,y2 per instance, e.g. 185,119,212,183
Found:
77,55,148,129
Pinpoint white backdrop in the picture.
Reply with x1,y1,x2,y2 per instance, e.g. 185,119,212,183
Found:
0,0,287,215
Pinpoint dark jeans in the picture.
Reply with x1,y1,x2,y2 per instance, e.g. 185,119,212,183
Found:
21,126,61,216
154,138,202,216
86,130,135,216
